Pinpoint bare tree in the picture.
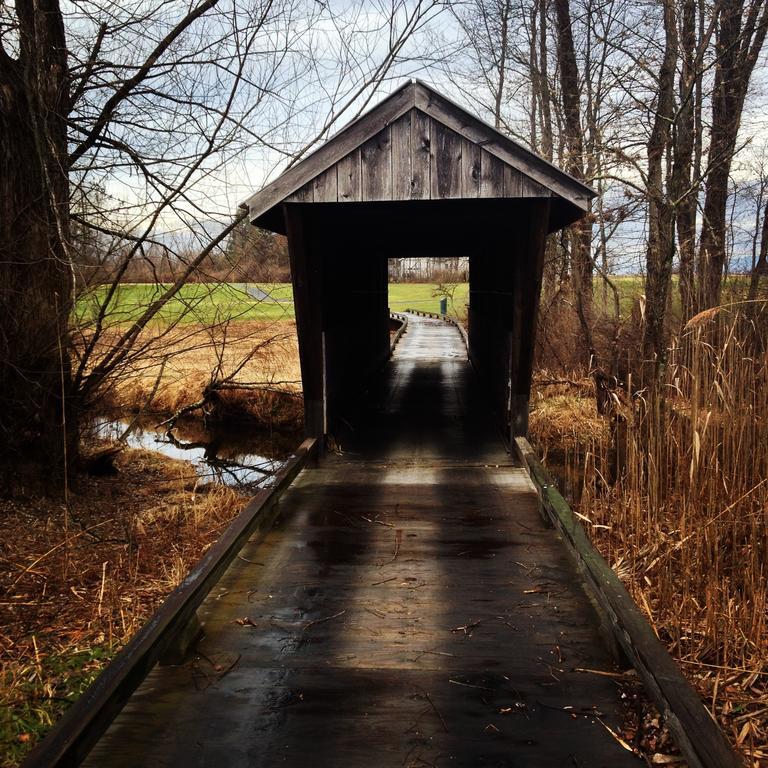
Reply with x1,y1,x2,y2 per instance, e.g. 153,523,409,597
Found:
0,0,444,492
449,0,513,130
553,0,595,356
642,0,677,369
674,0,706,320
745,159,768,299
696,0,768,311
2,0,77,490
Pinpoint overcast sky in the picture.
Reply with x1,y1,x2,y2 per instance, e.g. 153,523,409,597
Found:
61,0,768,274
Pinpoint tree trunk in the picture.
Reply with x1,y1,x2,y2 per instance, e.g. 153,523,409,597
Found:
697,0,768,310
537,0,553,162
0,0,75,493
553,0,594,357
643,0,678,371
493,1,510,131
748,197,768,300
675,0,698,322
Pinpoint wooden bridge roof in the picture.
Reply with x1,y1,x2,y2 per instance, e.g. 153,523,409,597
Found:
244,80,596,234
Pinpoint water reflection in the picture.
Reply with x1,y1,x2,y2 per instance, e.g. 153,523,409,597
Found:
91,416,299,489
535,445,585,505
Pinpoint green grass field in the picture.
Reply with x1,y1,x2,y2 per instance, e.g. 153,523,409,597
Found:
76,276,753,329
76,282,472,327
387,283,470,315
76,282,296,326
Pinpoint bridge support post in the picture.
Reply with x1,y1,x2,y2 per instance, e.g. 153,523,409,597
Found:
508,199,549,439
467,199,549,441
284,204,326,440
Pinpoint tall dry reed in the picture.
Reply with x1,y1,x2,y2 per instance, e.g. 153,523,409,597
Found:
534,304,768,759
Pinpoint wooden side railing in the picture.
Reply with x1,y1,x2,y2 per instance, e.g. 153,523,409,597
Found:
514,436,740,768
24,437,319,768
403,308,468,350
388,311,408,353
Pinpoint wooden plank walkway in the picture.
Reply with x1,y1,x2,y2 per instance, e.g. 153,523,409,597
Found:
85,315,642,767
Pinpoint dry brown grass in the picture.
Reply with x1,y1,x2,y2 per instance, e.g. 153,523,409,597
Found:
529,380,605,449
0,449,249,767
89,320,302,427
531,307,768,766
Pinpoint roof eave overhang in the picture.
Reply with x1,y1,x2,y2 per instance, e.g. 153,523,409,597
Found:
243,80,595,233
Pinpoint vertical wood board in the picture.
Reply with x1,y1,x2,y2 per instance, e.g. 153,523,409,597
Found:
313,166,338,202
480,149,505,197
337,149,361,202
430,122,462,199
391,112,412,200
410,110,431,199
503,165,522,197
461,138,481,198
288,184,314,203
361,125,393,202
521,176,551,197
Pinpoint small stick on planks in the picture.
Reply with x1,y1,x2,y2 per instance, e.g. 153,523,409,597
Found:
303,610,346,632
574,667,638,679
424,690,448,733
451,620,481,635
379,529,403,566
360,514,395,528
413,687,448,733
370,576,397,586
411,649,457,663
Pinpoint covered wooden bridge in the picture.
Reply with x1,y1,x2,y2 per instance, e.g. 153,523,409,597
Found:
25,83,738,768
247,79,592,439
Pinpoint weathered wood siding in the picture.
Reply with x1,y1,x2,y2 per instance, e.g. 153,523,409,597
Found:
287,109,551,204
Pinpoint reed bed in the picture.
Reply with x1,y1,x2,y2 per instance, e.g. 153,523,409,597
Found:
532,305,768,764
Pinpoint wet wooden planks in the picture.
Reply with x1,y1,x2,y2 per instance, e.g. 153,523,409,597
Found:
84,316,642,767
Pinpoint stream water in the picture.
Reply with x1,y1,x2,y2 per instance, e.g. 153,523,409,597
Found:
91,416,300,489
91,414,584,500
534,445,586,505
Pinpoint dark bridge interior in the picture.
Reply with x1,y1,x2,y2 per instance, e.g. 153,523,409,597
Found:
282,198,550,444
245,81,593,445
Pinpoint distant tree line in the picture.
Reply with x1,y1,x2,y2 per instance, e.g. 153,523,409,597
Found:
74,219,290,285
